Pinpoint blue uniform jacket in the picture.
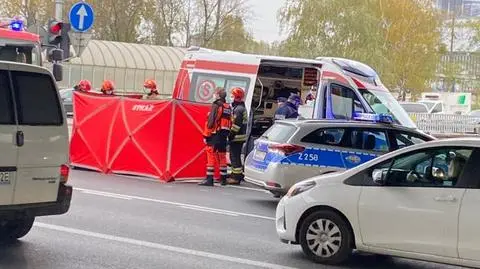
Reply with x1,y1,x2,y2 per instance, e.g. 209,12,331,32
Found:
274,102,299,120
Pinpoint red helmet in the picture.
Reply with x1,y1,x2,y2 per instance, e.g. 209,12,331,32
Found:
144,79,157,90
77,80,92,92
101,80,115,93
231,87,245,101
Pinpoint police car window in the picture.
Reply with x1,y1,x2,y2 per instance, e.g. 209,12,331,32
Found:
395,132,430,149
0,71,14,124
301,128,345,146
12,71,62,126
330,84,364,119
351,130,388,152
262,123,297,143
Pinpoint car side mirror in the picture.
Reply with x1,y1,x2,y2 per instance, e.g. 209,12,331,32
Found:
372,169,387,185
432,167,446,180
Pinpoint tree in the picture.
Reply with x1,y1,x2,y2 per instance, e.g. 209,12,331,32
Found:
279,0,442,96
0,0,55,27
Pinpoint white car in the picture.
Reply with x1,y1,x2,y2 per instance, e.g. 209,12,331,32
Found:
276,138,480,267
0,61,72,241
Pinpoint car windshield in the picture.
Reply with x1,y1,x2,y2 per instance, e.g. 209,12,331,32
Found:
0,40,41,65
401,103,428,113
418,101,435,110
361,89,416,128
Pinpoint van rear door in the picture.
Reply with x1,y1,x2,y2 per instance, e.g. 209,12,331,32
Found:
10,67,68,204
0,66,18,205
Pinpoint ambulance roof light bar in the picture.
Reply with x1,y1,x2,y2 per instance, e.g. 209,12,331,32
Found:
0,16,25,31
353,112,393,124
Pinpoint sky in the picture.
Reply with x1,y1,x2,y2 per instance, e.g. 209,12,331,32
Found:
246,0,287,43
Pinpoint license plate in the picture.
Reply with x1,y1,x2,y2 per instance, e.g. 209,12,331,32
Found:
0,172,11,185
253,150,267,161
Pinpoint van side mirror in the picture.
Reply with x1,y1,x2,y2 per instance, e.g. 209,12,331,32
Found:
372,169,387,185
53,63,63,81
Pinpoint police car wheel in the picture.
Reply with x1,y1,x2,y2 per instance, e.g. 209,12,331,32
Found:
299,210,352,265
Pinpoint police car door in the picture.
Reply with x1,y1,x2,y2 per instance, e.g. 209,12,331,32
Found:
313,65,372,120
0,66,18,205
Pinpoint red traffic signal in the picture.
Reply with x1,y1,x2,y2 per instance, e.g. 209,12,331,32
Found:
48,20,64,45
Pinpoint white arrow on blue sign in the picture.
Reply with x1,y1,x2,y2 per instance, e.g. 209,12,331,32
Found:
69,2,94,32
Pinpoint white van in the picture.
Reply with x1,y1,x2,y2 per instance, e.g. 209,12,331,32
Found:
0,61,71,241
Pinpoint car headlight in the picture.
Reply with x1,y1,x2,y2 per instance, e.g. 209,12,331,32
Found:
286,180,316,197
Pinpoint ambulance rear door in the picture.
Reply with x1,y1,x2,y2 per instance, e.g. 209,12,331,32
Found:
176,51,261,113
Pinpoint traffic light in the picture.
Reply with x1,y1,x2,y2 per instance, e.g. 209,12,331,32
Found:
48,19,63,45
47,19,71,62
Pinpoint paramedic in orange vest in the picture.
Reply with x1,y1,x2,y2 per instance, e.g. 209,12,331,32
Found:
199,87,233,186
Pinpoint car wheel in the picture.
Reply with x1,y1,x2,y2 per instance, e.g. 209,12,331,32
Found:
0,217,35,242
299,210,352,264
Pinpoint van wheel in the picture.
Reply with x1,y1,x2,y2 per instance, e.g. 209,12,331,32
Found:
0,217,35,242
299,210,352,265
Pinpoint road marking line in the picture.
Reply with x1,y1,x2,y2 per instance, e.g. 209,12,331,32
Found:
179,206,239,217
34,222,297,269
80,190,133,200
74,188,275,221
225,185,270,193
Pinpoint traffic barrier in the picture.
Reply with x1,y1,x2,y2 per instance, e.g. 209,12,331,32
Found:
70,91,210,182
409,113,480,135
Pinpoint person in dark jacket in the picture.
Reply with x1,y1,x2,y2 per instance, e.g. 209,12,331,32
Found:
274,93,301,120
227,88,248,185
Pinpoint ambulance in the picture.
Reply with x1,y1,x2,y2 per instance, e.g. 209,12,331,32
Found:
172,47,416,153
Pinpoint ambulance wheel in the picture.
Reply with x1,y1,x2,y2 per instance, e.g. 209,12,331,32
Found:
0,217,35,242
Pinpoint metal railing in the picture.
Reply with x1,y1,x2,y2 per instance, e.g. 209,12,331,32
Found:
409,113,480,135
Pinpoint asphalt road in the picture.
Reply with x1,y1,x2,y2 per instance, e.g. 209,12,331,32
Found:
0,170,466,269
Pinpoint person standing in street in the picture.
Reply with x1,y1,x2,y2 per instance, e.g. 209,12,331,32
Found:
274,93,301,120
74,80,92,92
227,88,248,185
101,80,115,95
199,87,233,187
142,79,161,100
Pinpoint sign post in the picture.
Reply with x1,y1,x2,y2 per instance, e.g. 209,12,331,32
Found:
68,1,94,57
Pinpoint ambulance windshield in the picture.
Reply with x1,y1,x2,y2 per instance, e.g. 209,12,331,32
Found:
0,40,41,65
361,89,416,129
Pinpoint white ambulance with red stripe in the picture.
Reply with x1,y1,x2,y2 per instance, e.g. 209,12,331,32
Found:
172,47,416,153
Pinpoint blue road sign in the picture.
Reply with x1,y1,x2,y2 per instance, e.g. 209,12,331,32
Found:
69,2,94,32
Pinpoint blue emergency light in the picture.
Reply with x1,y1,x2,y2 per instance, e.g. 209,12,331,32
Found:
10,20,24,31
353,112,393,124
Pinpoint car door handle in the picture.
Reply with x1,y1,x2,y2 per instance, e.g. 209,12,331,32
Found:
16,131,24,147
434,195,457,202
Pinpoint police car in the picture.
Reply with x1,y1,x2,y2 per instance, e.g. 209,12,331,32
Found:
244,114,435,196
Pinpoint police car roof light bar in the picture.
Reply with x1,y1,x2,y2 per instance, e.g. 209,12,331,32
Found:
353,112,393,124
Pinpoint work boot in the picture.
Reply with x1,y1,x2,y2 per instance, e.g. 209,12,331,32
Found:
220,176,227,186
198,176,214,187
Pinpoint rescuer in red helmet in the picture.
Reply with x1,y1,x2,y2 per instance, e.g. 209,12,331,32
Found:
142,79,161,100
74,80,92,92
199,87,232,187
227,87,247,185
101,80,115,95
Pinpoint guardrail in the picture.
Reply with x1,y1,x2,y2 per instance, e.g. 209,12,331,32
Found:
409,113,480,135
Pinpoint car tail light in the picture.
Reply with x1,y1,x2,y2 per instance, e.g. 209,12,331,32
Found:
268,144,305,156
266,181,282,188
60,164,70,184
